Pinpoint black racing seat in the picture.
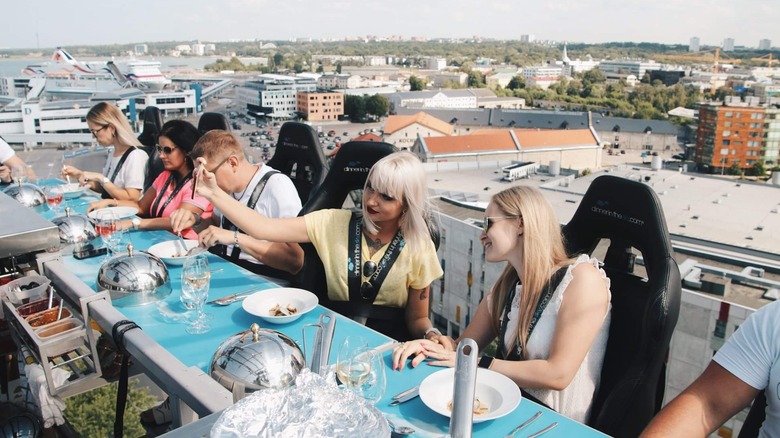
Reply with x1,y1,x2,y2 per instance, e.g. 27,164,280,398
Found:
138,106,164,191
296,140,398,305
561,174,682,438
265,122,328,205
197,112,230,135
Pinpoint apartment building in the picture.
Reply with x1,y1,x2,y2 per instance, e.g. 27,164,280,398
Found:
764,106,780,166
695,99,766,171
236,74,317,118
296,91,344,122
387,90,478,114
317,74,361,90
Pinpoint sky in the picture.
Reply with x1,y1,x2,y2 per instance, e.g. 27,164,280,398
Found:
1,0,778,50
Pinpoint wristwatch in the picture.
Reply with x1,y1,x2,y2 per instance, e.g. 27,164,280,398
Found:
131,218,141,230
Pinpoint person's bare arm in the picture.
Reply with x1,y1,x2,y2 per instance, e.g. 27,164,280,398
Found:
641,361,759,437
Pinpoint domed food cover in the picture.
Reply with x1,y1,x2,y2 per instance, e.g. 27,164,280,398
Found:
3,183,47,213
97,243,172,306
210,323,305,402
51,207,97,244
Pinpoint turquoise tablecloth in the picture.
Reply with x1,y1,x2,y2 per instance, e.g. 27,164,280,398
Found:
40,179,606,438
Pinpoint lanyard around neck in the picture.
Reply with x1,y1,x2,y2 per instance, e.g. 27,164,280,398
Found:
347,212,405,304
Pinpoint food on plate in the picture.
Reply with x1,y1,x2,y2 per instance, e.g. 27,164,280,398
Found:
447,398,490,416
268,303,298,316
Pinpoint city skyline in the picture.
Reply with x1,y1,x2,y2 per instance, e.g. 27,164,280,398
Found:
0,0,777,50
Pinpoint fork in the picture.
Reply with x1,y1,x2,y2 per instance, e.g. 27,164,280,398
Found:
504,411,542,438
207,288,260,306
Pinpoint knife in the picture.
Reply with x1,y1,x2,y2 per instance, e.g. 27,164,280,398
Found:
389,386,419,406
206,287,259,305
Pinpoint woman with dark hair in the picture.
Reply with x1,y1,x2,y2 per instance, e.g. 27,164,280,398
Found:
62,102,148,201
88,120,211,239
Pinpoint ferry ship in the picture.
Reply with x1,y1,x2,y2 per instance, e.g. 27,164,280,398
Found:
116,59,172,91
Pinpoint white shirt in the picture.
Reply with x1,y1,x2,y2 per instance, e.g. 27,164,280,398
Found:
489,254,612,423
214,164,301,264
101,147,148,190
0,137,15,163
714,300,780,438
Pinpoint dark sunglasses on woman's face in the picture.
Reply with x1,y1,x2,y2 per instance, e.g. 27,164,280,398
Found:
155,144,177,155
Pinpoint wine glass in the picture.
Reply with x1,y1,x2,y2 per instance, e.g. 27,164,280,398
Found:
180,253,211,334
10,164,27,184
357,350,387,404
44,185,64,215
336,336,371,391
94,210,118,256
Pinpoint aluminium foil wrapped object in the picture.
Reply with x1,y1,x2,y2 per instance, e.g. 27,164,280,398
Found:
210,369,389,438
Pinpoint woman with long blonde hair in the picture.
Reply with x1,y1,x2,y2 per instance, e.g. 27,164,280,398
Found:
62,102,147,201
393,185,612,423
183,151,443,341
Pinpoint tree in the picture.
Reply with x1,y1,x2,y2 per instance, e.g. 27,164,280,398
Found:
409,75,425,91
747,161,766,177
507,75,526,90
467,71,485,88
272,53,283,68
365,94,389,118
582,67,606,85
345,95,367,121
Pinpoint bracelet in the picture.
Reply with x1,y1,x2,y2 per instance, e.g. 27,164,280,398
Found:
424,327,442,340
233,230,240,248
478,355,494,369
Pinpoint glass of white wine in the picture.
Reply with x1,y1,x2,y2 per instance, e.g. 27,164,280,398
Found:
336,336,371,392
357,350,386,404
180,253,211,334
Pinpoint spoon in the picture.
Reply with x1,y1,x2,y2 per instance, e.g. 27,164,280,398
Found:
388,419,415,437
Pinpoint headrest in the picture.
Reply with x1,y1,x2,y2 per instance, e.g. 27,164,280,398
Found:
563,174,673,277
301,141,397,214
266,122,326,167
138,106,163,147
197,112,230,135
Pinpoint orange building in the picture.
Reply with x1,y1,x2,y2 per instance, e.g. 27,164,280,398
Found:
296,91,344,122
695,103,766,172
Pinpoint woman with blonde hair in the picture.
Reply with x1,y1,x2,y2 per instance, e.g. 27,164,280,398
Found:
184,151,443,340
393,185,612,423
62,102,147,201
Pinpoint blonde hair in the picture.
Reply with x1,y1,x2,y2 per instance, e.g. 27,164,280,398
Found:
362,151,434,253
488,186,572,355
191,130,246,163
86,102,142,149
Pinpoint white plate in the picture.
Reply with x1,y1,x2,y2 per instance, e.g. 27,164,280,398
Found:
146,240,201,266
88,206,139,220
61,183,87,199
242,288,318,324
419,368,521,423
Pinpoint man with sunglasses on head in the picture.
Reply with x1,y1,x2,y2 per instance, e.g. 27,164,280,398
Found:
170,130,303,280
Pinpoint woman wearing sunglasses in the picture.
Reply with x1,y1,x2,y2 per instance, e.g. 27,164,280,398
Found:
62,102,148,201
392,185,612,424
185,151,442,340
88,120,211,239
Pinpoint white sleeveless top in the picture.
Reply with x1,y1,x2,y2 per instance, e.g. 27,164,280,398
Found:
488,254,612,423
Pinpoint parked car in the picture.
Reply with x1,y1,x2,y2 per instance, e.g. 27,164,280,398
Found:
327,130,336,137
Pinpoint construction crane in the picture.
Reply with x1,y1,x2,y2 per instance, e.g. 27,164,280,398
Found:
654,48,740,72
750,53,776,67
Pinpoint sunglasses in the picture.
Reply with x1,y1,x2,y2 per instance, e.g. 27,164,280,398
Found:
89,125,109,136
361,261,378,299
155,144,177,155
482,216,519,233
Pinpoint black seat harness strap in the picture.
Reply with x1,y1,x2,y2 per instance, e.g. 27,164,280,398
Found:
111,319,141,438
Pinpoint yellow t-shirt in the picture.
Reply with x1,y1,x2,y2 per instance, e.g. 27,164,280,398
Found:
304,209,443,308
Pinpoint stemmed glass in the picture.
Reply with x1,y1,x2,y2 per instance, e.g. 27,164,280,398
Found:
10,164,27,184
357,350,387,404
336,336,371,391
44,185,64,215
94,210,119,257
180,253,211,334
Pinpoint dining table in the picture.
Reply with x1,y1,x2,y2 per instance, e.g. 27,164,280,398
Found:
35,178,608,438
